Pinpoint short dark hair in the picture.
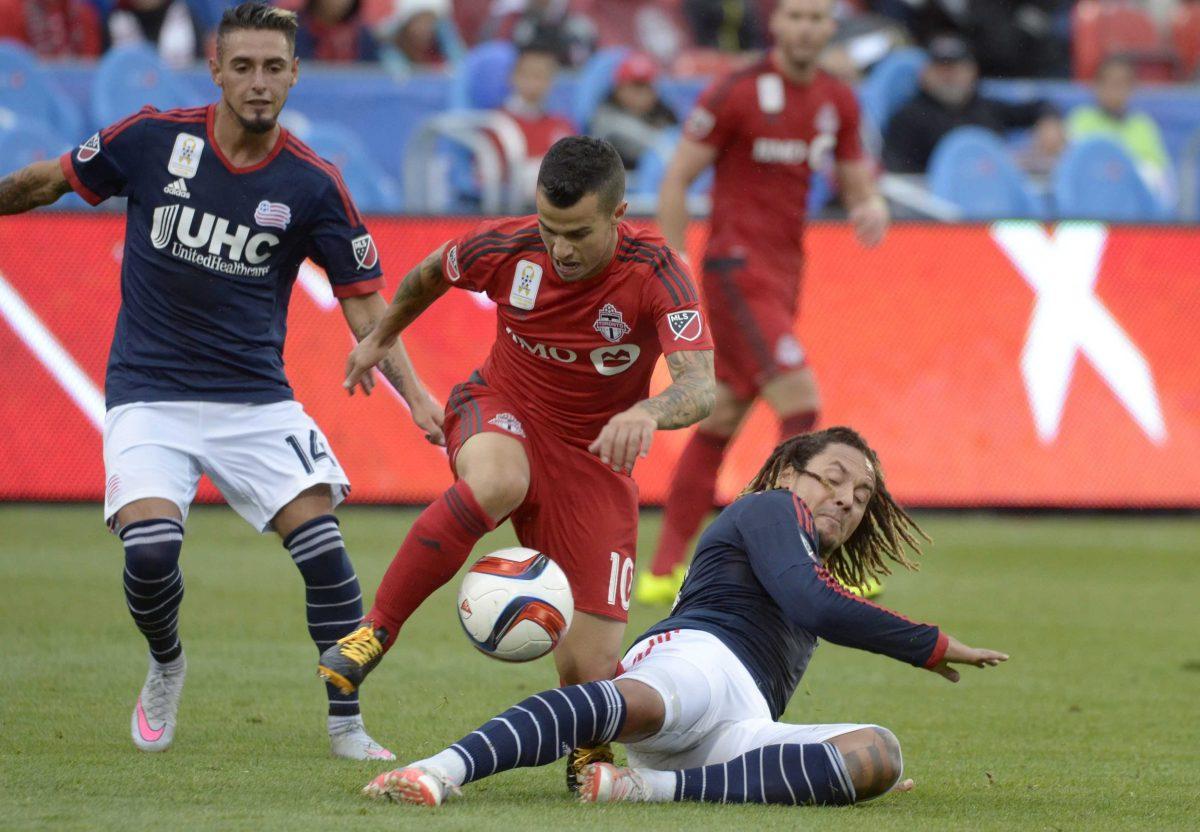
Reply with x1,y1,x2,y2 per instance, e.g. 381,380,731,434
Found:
743,426,928,589
217,2,298,55
537,137,625,211
1096,54,1135,78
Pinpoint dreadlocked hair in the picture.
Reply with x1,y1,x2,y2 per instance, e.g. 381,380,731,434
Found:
741,426,929,589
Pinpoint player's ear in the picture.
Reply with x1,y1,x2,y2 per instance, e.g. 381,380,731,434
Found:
611,199,628,224
208,55,220,85
290,56,300,87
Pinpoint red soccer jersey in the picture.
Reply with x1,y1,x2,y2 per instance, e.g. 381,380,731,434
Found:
441,217,713,446
684,55,863,277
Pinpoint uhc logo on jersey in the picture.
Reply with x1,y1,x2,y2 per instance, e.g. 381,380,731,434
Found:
351,234,379,270
667,310,703,341
76,134,101,163
150,205,280,277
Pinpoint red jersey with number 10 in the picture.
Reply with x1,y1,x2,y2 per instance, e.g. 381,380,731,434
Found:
684,56,864,277
440,217,713,446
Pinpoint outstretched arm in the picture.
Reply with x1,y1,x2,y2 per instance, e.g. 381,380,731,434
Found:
0,160,72,216
342,243,451,392
339,292,445,445
587,349,715,474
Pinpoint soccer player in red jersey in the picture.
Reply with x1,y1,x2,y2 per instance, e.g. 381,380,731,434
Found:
318,136,716,788
639,0,890,604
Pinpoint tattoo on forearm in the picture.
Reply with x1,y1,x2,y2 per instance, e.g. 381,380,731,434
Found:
345,311,408,397
377,250,449,340
0,166,70,216
638,350,715,429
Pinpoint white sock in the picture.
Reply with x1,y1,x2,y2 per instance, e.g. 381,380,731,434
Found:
328,714,363,735
412,749,469,787
152,653,186,673
636,767,676,801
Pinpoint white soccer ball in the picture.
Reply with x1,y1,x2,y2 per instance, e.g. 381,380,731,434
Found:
457,547,574,662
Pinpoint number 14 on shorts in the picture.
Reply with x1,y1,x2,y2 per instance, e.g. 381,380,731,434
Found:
286,430,332,474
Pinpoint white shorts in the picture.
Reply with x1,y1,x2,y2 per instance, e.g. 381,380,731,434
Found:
618,629,875,771
103,400,350,533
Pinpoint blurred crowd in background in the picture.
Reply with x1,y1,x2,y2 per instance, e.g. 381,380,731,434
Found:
2,0,1198,221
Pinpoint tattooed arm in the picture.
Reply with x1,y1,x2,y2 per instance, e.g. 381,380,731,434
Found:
342,243,450,393
0,160,72,216
338,291,445,445
588,349,715,474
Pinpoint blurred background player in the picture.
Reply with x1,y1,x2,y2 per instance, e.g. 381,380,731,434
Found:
317,136,716,790
362,427,1008,808
639,0,889,605
0,1,444,759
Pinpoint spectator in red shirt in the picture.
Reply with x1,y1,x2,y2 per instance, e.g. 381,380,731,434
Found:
293,0,379,62
0,0,103,58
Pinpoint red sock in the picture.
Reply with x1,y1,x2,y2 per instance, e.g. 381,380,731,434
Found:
779,410,818,440
650,430,730,576
367,479,496,645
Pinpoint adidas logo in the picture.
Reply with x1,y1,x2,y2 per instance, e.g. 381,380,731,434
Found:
163,178,191,199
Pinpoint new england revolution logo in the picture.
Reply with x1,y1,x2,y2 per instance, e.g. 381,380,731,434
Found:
253,200,291,231
592,303,630,343
666,310,703,341
351,234,379,270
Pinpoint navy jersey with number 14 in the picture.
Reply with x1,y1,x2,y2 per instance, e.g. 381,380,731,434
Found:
60,104,383,408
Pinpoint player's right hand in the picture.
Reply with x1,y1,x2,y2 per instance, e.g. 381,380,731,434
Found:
344,338,390,396
407,388,446,446
927,635,1008,683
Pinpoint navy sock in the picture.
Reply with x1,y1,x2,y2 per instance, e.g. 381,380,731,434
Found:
121,519,185,664
449,681,627,785
675,743,856,805
284,515,363,718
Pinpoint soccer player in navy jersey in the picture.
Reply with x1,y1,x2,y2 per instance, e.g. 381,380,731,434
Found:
360,427,1008,807
0,2,443,759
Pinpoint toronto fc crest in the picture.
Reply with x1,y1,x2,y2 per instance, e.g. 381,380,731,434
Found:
593,303,631,343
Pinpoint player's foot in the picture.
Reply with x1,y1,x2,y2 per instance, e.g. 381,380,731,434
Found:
633,565,686,606
363,765,461,806
566,742,613,793
318,621,389,695
840,576,884,599
577,762,655,804
130,652,186,752
329,716,396,761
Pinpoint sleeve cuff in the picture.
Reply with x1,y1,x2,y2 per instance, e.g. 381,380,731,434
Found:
59,152,104,206
923,630,950,669
331,276,385,299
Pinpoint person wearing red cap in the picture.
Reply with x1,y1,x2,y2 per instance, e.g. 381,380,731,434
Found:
590,53,680,170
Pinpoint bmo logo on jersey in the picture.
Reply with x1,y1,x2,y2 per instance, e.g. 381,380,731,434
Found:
150,205,280,278
505,326,642,376
752,135,836,168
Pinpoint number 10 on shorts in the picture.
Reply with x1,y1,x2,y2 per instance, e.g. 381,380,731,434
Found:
608,552,634,611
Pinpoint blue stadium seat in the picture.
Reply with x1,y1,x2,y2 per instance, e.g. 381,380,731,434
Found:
0,39,84,140
294,121,403,213
449,41,518,111
927,127,1044,219
859,47,926,133
0,121,87,208
92,44,204,128
631,127,711,199
1053,137,1168,221
574,46,629,129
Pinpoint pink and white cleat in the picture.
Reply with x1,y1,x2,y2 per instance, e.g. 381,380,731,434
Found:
363,766,461,806
577,763,655,804
130,652,186,752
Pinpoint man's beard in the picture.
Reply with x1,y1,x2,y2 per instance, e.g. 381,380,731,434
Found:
234,109,277,134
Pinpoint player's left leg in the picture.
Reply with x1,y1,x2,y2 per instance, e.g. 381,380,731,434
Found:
198,400,392,761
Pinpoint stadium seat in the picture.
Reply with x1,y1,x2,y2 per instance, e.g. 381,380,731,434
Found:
859,47,926,134
1052,137,1167,221
573,46,629,130
92,44,204,128
630,126,711,199
449,40,518,111
292,120,402,213
0,121,87,208
927,127,1043,220
0,40,84,141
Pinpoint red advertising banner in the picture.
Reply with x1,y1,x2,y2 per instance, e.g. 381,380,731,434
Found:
1,216,1198,507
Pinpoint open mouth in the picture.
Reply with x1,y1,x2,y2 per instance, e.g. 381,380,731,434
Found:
555,261,582,276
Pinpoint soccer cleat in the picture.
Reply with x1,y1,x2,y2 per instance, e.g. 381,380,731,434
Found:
577,762,654,804
841,576,884,599
633,565,687,607
317,621,388,695
363,765,461,806
130,652,186,752
329,717,397,761
566,742,614,793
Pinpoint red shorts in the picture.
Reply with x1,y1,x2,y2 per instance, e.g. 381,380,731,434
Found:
702,256,808,400
443,372,638,622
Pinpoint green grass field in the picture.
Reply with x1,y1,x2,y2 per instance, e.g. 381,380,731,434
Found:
1,505,1197,831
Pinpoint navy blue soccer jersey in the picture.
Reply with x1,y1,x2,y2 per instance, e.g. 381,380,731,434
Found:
638,489,947,720
60,104,384,408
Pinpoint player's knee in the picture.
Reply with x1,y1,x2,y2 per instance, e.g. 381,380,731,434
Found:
462,469,529,519
848,726,903,801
